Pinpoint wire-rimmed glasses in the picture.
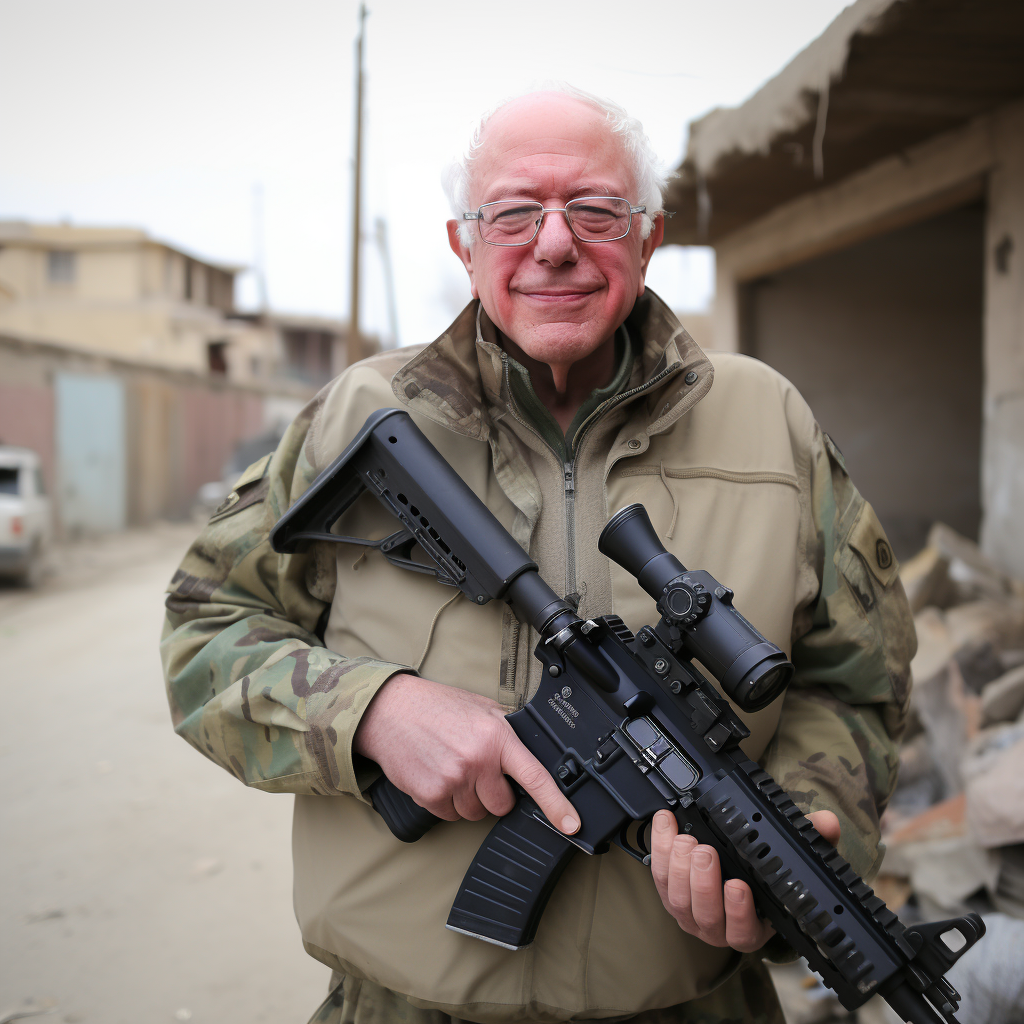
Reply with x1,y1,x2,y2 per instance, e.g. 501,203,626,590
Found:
463,197,645,246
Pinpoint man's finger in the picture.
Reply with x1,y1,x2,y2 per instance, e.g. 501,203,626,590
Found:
664,832,699,928
500,734,580,835
808,809,841,848
687,845,728,946
649,810,678,897
723,880,774,952
474,770,517,819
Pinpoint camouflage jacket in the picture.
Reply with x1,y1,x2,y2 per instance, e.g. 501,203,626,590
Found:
161,293,915,1022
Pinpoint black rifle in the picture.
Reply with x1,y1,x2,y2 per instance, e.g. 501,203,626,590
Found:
271,408,984,1024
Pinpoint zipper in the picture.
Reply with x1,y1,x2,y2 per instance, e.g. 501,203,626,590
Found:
563,460,577,602
501,353,683,604
559,361,681,601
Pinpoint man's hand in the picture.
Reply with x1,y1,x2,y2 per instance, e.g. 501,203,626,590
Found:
353,673,581,835
650,807,841,952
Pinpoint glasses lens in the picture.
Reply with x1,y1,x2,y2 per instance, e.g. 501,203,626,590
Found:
478,201,543,244
566,197,631,240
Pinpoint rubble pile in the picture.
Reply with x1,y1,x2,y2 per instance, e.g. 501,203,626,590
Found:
880,523,1024,923
771,524,1024,1024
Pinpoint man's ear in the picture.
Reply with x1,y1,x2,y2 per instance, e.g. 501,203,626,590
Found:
447,220,478,298
636,214,665,297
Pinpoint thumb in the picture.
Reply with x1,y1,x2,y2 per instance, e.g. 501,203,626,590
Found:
807,809,841,848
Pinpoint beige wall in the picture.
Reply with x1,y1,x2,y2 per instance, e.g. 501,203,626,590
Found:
981,102,1024,577
711,98,1024,575
0,225,257,380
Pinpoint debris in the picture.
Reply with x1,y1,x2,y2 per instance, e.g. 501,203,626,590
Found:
979,664,1024,726
944,598,1024,654
944,913,1024,1024
991,845,1024,917
174,1010,193,1022
887,794,966,845
880,834,999,914
927,523,1021,604
883,732,943,828
909,607,954,685
963,722,1024,848
954,639,1006,694
900,545,957,613
910,659,976,797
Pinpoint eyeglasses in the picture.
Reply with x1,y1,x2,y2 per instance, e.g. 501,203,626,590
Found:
463,197,645,246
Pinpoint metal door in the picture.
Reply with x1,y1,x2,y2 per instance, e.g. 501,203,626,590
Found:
56,373,127,533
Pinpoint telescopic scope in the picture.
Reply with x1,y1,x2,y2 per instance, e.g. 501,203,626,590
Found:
599,504,792,711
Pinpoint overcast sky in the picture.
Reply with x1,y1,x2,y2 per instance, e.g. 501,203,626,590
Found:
1,0,851,347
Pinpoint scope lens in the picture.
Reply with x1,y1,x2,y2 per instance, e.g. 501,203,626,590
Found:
741,665,788,710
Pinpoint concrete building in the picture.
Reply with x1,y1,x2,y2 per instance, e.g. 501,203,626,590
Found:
663,0,1024,575
0,220,363,389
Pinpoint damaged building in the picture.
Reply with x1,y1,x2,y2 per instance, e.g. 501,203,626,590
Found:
665,0,1024,576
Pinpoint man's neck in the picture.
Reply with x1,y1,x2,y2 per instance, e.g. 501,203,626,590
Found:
499,333,618,434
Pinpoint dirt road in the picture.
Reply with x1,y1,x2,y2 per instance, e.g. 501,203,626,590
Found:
0,522,327,1024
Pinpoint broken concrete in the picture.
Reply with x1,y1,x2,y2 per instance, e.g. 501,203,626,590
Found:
881,834,1000,913
900,545,958,613
964,722,1024,848
928,522,1021,604
980,664,1024,726
944,598,1024,653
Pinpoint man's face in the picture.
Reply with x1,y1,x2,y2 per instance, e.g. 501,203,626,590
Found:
447,94,663,379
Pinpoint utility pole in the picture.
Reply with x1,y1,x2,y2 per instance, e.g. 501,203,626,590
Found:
252,182,269,315
375,216,399,348
348,3,367,367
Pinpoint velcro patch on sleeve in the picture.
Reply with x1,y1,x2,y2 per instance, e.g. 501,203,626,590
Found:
847,503,900,588
233,452,272,490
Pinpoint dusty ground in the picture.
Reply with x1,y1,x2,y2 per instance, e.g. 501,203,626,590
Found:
0,521,327,1024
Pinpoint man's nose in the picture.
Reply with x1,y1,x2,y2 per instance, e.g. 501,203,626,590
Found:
533,210,578,266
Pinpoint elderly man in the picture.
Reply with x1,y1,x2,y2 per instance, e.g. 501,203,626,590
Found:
162,87,913,1024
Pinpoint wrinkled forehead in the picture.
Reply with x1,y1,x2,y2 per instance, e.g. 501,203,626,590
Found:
468,93,636,206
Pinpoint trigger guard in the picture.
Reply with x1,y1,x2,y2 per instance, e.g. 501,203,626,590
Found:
612,820,653,866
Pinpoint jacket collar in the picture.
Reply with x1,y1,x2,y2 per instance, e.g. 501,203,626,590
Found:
391,290,714,441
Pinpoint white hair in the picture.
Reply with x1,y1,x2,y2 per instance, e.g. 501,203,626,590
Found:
443,83,669,247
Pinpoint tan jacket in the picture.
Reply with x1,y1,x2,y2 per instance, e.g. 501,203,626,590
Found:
162,293,914,1022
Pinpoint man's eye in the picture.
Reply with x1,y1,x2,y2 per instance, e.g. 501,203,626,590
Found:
491,205,538,222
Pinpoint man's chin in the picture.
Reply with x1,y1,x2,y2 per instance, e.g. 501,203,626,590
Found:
509,321,612,367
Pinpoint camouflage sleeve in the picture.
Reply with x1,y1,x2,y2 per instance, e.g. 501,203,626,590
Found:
761,428,916,882
159,396,407,800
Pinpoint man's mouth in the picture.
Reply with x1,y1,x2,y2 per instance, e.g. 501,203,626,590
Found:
517,287,598,300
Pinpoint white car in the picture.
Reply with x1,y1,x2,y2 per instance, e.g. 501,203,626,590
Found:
0,446,52,586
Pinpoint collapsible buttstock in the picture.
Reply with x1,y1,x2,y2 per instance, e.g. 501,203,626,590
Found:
446,796,577,950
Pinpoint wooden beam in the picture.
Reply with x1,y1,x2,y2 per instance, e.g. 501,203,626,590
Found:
714,105,1011,282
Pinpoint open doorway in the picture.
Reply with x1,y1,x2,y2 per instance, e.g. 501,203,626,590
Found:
740,202,984,558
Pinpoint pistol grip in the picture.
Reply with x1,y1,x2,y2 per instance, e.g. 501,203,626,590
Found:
446,795,577,950
367,775,441,842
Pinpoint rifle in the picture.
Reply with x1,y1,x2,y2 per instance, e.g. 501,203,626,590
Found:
271,408,984,1024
